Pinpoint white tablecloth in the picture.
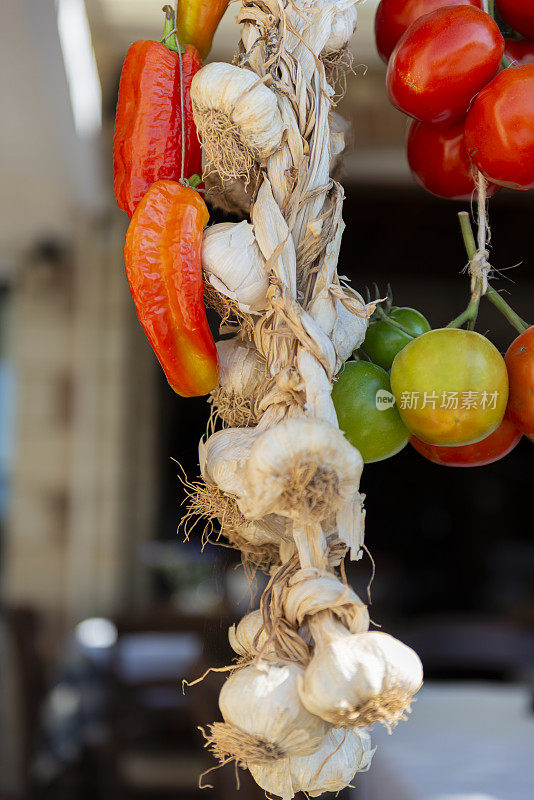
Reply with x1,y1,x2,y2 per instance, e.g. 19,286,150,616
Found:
356,682,534,800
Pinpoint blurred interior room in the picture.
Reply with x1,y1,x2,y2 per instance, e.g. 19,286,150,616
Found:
1,1,533,799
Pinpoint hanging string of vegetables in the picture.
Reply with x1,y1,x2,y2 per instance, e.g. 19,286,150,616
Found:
112,0,533,796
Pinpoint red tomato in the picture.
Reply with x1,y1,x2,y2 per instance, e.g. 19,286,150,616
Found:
496,0,534,41
386,6,504,125
504,38,534,67
375,0,482,63
505,327,534,438
411,417,522,467
406,120,499,200
465,65,534,190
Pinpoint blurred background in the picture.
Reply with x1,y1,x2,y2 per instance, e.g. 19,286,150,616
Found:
1,1,533,799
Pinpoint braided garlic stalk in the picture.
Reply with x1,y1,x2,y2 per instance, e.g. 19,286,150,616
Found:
187,1,423,796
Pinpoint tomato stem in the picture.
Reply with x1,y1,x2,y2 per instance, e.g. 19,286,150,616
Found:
457,211,529,334
374,306,417,338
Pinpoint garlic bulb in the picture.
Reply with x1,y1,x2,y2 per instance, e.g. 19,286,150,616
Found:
201,426,258,497
211,662,329,764
229,609,275,658
202,223,269,314
250,726,374,800
324,1,358,54
299,613,423,730
191,63,285,181
211,338,267,427
237,418,364,523
283,568,369,634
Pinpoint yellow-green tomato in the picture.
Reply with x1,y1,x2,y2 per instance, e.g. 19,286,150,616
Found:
390,328,508,446
332,361,410,463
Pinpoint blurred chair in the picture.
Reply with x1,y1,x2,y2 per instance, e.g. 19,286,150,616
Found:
0,605,44,800
102,609,258,799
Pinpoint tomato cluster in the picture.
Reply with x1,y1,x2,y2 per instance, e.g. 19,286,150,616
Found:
333,301,533,468
376,0,534,197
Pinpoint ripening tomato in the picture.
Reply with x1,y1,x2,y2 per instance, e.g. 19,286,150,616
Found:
496,0,534,42
465,66,534,191
361,306,431,371
332,361,409,463
386,6,504,125
375,0,482,63
390,329,509,446
505,326,534,439
406,120,500,201
411,416,521,467
505,39,534,67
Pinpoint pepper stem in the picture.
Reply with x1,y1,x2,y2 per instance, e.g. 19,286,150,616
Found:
456,211,529,334
162,5,181,53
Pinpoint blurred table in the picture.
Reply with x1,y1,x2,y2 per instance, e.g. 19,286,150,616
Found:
358,682,534,800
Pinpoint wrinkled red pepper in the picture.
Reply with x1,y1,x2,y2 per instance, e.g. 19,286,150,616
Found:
113,6,202,218
175,0,231,60
124,180,219,397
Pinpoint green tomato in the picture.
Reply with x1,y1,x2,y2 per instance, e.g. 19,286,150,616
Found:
360,307,431,371
332,361,410,463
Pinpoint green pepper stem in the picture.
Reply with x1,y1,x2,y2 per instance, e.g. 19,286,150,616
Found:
162,5,180,53
457,211,529,334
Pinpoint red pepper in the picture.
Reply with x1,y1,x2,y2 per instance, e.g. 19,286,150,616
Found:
124,180,219,397
175,0,231,60
113,6,202,218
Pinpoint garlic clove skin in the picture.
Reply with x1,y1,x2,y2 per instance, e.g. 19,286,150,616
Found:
218,662,330,761
290,727,375,796
228,609,274,658
238,418,363,523
202,427,258,496
202,223,269,314
299,616,423,730
332,287,369,369
248,756,293,800
325,2,358,53
216,338,266,398
248,727,375,800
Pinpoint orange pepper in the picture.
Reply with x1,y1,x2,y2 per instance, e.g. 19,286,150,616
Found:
124,180,219,397
175,0,231,60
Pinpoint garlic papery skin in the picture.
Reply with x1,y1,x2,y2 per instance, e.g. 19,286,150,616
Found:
283,568,369,634
214,662,329,765
229,609,274,659
211,338,267,427
299,614,423,730
290,727,374,796
237,418,363,523
191,63,285,182
324,2,358,53
332,288,369,369
248,727,374,800
202,223,269,314
201,427,258,497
